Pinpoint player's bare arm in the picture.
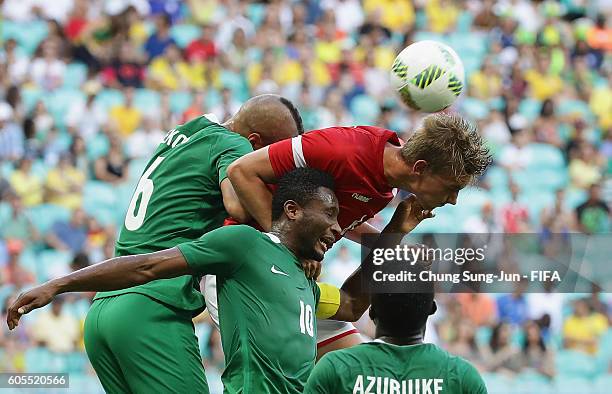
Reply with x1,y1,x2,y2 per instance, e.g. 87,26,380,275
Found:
327,195,433,322
227,147,276,231
7,248,191,330
220,178,251,223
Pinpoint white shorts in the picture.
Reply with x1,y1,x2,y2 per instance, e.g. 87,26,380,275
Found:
203,275,359,347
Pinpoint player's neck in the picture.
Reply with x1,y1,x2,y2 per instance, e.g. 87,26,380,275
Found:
383,145,414,189
376,327,424,346
376,334,424,346
269,224,302,260
222,118,248,139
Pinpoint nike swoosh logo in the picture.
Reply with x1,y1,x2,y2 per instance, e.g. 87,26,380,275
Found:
271,265,289,277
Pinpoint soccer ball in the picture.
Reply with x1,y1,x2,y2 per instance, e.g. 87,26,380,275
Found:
390,40,465,113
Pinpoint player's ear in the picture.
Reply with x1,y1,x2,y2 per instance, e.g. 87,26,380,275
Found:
247,133,263,150
284,200,302,221
412,160,428,175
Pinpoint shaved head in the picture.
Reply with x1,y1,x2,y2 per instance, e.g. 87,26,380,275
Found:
224,94,303,149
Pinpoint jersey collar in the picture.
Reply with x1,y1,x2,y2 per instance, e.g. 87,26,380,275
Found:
264,233,281,244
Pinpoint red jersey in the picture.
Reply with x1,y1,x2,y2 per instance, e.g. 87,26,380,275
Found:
268,126,400,237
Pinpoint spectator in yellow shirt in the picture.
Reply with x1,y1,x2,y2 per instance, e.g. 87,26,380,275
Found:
9,157,43,207
109,87,142,137
563,299,608,355
426,0,460,34
470,58,503,100
147,43,191,91
524,56,564,101
44,153,86,211
363,0,414,32
32,298,81,353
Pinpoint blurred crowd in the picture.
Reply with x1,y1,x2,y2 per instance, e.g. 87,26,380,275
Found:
0,0,611,392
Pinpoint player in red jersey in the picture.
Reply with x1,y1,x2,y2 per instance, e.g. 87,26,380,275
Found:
225,113,492,357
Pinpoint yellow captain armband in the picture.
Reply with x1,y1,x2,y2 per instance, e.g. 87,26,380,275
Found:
316,283,341,319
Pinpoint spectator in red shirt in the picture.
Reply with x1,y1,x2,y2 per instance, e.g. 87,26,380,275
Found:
64,0,89,42
185,25,218,62
500,182,531,233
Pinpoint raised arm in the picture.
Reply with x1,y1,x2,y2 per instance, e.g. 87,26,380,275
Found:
7,248,191,329
227,147,277,231
220,178,251,223
322,196,433,322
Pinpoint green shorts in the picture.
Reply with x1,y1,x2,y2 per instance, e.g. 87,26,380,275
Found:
84,293,209,394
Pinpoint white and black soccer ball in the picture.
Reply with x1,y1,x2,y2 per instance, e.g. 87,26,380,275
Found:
390,40,465,113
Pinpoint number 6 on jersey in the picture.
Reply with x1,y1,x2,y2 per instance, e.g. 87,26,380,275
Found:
125,157,165,231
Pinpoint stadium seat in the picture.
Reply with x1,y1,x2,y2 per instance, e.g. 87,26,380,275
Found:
553,376,593,394
21,87,44,114
24,347,53,372
128,157,150,181
94,89,125,111
170,24,202,48
481,373,513,394
557,99,595,121
518,98,542,120
455,187,491,216
31,158,51,179
247,3,266,28
525,144,565,170
513,372,554,394
555,350,598,379
512,169,567,193
3,20,49,55
45,89,86,129
86,133,110,160
19,246,39,275
0,202,10,224
412,32,447,45
594,375,612,394
485,165,509,190
169,91,193,114
63,63,88,89
84,205,118,226
595,329,612,374
67,374,105,394
475,326,492,346
456,11,474,33
349,95,380,124
65,352,88,374
83,181,118,208
519,190,555,220
134,89,161,114
220,71,247,96
460,97,489,120
0,284,15,316
26,204,71,235
38,250,72,281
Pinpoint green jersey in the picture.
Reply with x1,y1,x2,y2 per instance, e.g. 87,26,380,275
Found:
304,342,488,394
95,115,253,311
177,225,321,394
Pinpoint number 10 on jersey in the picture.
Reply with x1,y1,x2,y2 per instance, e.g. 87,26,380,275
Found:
125,157,165,231
299,300,314,337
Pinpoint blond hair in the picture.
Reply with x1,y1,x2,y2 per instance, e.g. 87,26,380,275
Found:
401,113,491,183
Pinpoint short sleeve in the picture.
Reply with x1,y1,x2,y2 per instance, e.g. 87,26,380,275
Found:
214,134,253,185
177,226,258,276
268,137,298,177
460,361,488,394
303,354,339,394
